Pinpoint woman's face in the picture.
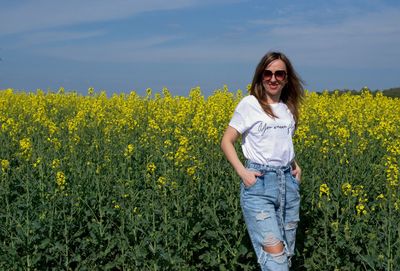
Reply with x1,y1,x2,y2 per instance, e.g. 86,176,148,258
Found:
262,59,287,103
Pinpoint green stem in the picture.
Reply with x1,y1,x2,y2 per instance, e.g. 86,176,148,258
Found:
387,188,392,271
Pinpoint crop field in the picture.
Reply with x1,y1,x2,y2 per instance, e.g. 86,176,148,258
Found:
0,87,399,270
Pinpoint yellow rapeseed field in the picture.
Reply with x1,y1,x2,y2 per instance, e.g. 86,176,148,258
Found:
0,87,399,270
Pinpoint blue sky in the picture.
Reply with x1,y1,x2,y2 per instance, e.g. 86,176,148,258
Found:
1,0,399,96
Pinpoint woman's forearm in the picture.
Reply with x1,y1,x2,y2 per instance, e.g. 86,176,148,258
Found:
221,139,245,175
220,126,246,176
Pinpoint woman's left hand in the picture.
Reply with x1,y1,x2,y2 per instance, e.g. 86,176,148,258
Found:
291,161,301,183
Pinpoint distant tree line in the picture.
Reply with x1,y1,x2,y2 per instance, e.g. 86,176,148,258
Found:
322,87,400,98
381,87,400,98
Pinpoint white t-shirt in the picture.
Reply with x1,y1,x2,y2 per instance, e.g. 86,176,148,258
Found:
229,95,295,167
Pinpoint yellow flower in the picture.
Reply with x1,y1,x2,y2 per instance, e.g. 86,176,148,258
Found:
88,87,94,95
1,159,10,172
164,139,172,147
187,166,197,176
351,185,364,198
56,171,66,189
146,88,152,97
111,199,120,209
124,144,134,157
341,182,352,196
394,200,399,211
33,158,42,168
52,159,60,169
19,138,32,160
385,156,399,187
157,176,167,187
376,193,385,200
319,183,330,198
146,162,156,174
356,203,367,216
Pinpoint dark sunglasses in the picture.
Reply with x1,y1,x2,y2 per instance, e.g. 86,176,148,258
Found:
262,70,287,81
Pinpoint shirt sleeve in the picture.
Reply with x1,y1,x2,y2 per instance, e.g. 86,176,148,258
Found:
229,97,251,134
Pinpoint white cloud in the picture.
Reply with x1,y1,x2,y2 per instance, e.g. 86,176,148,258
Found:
255,8,400,67
0,0,198,35
27,6,400,69
20,30,106,46
249,17,304,27
32,35,260,63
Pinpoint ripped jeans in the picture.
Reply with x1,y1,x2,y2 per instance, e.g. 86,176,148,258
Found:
240,160,300,271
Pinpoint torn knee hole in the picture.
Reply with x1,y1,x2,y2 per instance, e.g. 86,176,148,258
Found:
263,234,284,254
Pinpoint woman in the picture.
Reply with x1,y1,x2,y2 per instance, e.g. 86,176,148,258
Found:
221,51,304,270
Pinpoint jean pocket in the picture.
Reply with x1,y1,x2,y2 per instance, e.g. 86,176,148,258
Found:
242,170,262,189
243,177,258,189
289,174,301,187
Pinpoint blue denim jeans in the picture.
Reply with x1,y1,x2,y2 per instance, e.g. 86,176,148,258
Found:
240,160,300,271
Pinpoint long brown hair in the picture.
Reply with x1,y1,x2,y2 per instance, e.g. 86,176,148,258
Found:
250,51,305,126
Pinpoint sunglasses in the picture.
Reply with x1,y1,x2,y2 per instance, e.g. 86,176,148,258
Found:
262,70,287,81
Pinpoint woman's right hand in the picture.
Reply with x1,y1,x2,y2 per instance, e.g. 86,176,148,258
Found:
239,169,263,187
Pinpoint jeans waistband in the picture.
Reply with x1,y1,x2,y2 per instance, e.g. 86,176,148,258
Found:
245,160,291,174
